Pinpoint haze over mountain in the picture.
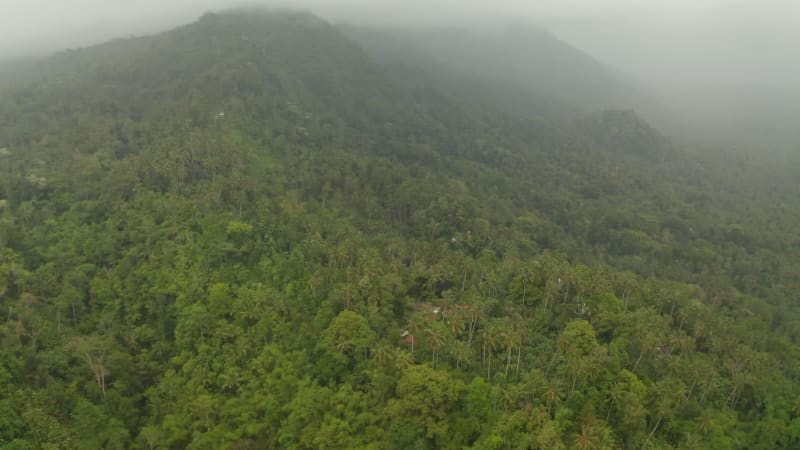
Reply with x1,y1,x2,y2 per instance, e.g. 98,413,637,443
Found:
2,5,800,450
343,25,672,127
3,0,798,152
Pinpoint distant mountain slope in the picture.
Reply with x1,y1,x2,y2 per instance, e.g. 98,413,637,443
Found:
343,25,671,122
574,109,672,159
655,82,800,152
343,22,800,153
341,25,581,123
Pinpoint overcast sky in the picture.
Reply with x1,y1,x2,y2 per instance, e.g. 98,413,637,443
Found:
1,0,798,88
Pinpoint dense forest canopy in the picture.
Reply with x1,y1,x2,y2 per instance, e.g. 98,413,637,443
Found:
1,8,800,449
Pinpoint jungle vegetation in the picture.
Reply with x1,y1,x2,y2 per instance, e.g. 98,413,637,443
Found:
1,9,800,449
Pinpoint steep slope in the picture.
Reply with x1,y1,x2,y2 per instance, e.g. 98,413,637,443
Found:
1,8,800,450
340,25,581,123
344,25,671,123
574,109,673,159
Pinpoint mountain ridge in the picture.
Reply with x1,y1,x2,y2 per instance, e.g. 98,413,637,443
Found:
342,23,672,123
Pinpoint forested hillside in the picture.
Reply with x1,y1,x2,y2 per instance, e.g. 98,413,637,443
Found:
341,24,669,127
1,9,800,449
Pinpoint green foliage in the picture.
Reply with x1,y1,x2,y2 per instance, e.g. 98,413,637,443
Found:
0,8,798,450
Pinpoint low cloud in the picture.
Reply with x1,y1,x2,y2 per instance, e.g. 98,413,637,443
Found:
2,0,798,89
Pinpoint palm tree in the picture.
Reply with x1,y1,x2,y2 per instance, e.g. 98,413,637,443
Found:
605,380,625,421
643,403,668,449
333,243,350,269
344,266,354,310
683,432,702,450
613,271,638,312
542,382,564,414
567,358,584,394
481,324,500,380
450,340,472,369
572,265,597,305
66,335,111,398
406,314,427,356
425,266,445,299
427,326,446,368
569,349,604,395
517,266,535,305
572,425,601,450
306,273,323,297
500,385,520,412
644,381,676,448
385,236,404,263
465,294,488,346
393,349,414,371
334,337,354,353
502,321,525,380
234,294,262,326
373,343,392,366
631,319,660,372
446,311,467,339
543,278,560,312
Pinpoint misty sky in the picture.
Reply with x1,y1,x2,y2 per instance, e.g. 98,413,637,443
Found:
1,0,798,89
